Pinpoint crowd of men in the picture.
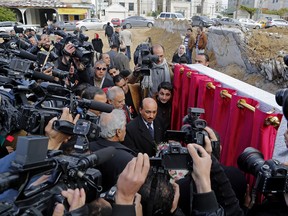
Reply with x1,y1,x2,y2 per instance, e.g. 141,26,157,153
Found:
0,21,285,216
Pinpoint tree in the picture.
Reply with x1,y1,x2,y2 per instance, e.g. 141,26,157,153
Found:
0,7,16,21
262,8,288,17
240,5,257,19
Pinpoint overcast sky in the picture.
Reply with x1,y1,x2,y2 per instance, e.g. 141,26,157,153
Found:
222,0,228,8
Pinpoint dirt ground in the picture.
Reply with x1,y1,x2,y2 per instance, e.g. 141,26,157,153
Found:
85,27,288,94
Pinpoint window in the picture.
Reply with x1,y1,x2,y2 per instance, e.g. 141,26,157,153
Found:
119,2,125,7
129,3,134,11
165,13,170,18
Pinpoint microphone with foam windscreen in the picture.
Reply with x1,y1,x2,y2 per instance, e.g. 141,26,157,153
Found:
10,49,37,61
76,146,116,169
78,98,113,113
29,71,55,82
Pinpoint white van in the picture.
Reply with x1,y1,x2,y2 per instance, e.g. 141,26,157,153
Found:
157,12,186,20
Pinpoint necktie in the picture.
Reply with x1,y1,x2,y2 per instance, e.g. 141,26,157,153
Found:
147,123,154,139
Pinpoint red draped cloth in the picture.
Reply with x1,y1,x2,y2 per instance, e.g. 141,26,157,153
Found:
210,87,237,150
197,81,222,126
221,95,259,167
187,74,210,109
251,109,283,160
171,64,184,130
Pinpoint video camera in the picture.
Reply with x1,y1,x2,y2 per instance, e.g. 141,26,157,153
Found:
238,147,288,194
0,81,113,136
54,30,93,67
0,136,116,215
134,42,159,76
150,142,193,170
181,108,208,146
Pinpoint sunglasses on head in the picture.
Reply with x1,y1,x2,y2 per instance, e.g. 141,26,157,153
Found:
96,67,107,71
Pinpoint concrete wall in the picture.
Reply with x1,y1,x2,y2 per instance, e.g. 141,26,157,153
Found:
154,19,190,34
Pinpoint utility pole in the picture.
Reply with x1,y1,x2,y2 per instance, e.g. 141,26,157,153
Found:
235,0,240,19
137,0,140,15
201,0,205,15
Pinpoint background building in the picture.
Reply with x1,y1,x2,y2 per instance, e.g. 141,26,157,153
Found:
0,0,93,26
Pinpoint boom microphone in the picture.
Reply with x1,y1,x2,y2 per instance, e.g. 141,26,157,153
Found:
77,146,116,169
78,99,113,113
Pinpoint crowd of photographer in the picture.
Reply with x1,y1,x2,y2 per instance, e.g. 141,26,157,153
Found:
0,24,287,216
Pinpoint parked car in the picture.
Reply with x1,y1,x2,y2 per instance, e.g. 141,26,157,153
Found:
0,21,40,32
256,20,267,28
265,19,288,28
54,21,77,31
218,18,242,27
111,18,121,27
76,18,113,31
157,12,186,20
121,16,154,28
191,16,213,27
211,18,222,26
238,18,262,29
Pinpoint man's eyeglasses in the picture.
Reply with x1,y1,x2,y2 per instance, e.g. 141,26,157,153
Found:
96,67,107,71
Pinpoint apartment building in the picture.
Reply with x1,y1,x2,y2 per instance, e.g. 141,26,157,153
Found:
0,0,92,26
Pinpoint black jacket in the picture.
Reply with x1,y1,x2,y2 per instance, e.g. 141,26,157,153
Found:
90,138,135,192
105,25,114,37
92,38,103,53
123,116,165,157
177,156,244,216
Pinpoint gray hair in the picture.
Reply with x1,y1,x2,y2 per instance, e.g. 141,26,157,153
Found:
107,86,124,101
99,109,126,139
94,60,105,68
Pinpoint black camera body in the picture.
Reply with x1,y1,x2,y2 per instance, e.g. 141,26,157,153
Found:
134,42,159,76
238,147,288,194
150,142,193,170
181,107,208,146
54,30,93,67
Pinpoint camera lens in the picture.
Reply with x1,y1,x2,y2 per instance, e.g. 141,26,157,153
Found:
237,147,265,176
275,88,288,120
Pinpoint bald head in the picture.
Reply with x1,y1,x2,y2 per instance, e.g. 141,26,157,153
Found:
140,98,157,123
152,44,165,64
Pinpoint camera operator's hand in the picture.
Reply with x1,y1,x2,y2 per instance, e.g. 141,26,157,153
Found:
45,107,80,150
115,153,150,205
62,188,86,211
204,126,218,142
127,64,141,84
63,43,76,56
52,188,86,216
187,144,212,193
42,66,53,76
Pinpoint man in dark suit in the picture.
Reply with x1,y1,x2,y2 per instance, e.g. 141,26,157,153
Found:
89,109,135,192
124,98,165,157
